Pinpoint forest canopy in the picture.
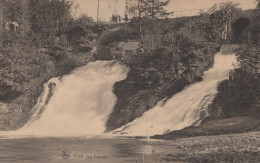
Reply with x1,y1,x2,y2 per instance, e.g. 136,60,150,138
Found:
0,0,107,102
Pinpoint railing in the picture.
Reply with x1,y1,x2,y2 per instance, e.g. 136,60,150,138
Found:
168,1,257,19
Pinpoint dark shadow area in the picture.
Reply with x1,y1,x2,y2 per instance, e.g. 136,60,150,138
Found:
232,17,250,43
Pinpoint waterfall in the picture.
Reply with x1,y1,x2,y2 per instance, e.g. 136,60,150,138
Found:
11,61,128,137
24,78,60,127
0,47,237,138
113,52,237,136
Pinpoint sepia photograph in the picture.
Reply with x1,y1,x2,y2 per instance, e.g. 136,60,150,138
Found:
0,0,259,162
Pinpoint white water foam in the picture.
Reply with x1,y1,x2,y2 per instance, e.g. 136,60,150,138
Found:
1,61,128,137
0,51,237,138
113,53,237,136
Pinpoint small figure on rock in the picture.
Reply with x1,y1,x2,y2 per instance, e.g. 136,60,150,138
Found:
229,70,234,87
124,12,129,22
118,15,121,23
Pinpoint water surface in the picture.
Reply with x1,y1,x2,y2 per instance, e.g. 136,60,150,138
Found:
0,137,178,163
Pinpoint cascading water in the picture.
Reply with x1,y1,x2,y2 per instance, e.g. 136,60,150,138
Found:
0,46,238,138
113,52,237,136
24,78,61,127
5,61,128,137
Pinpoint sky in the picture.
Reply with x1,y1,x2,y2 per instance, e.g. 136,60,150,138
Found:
72,0,257,21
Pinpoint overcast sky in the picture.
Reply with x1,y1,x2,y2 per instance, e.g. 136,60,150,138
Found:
72,0,257,21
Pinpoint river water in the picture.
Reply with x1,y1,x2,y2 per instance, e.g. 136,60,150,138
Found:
0,136,179,163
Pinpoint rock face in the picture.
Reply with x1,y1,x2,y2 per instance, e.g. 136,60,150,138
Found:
0,85,43,130
106,64,214,131
45,82,56,105
0,52,94,131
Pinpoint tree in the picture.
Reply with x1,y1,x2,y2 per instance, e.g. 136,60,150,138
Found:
236,9,260,77
237,43,260,76
143,0,170,19
28,0,72,47
219,2,241,41
126,0,170,50
126,0,170,18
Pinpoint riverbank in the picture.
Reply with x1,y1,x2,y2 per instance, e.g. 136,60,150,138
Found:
151,117,260,139
144,131,260,162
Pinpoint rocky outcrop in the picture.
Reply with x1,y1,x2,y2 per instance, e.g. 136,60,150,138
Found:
104,42,218,131
0,85,43,130
45,82,56,105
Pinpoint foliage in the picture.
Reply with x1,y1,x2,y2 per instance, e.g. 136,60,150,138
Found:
206,8,260,125
0,0,108,102
126,0,170,18
0,41,55,102
106,15,221,130
28,0,72,47
219,2,241,20
209,2,242,42
106,2,246,131
236,10,260,77
237,43,260,76
126,0,170,50
208,69,260,121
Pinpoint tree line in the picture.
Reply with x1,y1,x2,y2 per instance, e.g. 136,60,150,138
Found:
0,0,107,102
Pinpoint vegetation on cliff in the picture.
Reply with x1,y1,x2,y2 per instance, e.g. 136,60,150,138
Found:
204,8,260,123
104,2,240,131
154,5,260,139
0,0,109,129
